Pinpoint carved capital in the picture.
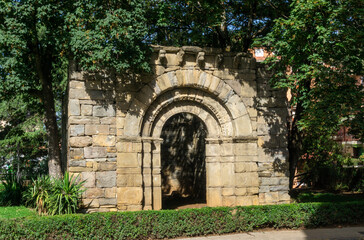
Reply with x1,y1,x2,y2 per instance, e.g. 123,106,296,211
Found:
196,52,205,68
177,49,185,66
158,50,167,65
215,54,223,68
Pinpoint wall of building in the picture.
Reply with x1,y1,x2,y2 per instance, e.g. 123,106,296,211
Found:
67,46,290,212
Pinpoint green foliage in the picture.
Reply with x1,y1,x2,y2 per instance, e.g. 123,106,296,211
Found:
263,0,364,187
24,173,85,215
0,95,48,178
0,202,363,239
23,175,52,215
47,172,85,215
148,0,290,51
295,192,364,203
0,169,25,206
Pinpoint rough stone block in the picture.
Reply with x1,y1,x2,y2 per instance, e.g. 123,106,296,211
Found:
207,188,222,207
93,135,115,147
93,105,115,117
222,196,236,207
99,198,117,206
69,136,92,147
70,148,84,160
84,147,107,159
95,162,116,171
117,187,143,205
105,187,116,198
69,99,80,116
85,188,104,198
70,125,85,136
235,172,259,187
222,188,234,196
96,171,116,188
117,174,142,187
82,172,96,188
264,192,279,203
233,143,257,156
81,105,93,116
82,199,99,208
221,163,235,186
207,162,221,187
235,162,258,173
69,116,100,124
235,187,247,196
85,125,109,135
117,153,139,167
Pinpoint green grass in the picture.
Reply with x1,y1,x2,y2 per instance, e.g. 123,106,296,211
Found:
0,206,36,219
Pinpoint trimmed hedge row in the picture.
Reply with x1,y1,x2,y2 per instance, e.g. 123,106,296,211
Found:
1,201,364,239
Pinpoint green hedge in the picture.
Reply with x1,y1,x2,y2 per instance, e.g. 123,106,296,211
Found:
1,201,364,239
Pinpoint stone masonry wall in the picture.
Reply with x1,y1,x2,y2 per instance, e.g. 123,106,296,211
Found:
68,46,290,212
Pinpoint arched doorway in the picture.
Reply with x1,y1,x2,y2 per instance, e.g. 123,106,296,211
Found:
160,113,207,209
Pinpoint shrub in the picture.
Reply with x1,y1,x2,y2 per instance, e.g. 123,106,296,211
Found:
23,175,52,215
47,172,85,215
0,170,25,206
24,172,85,215
0,201,363,239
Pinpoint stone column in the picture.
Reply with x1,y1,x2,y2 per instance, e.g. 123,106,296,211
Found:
151,139,163,210
205,138,222,207
116,137,143,211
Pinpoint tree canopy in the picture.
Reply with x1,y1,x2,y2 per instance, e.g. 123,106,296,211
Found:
264,0,363,187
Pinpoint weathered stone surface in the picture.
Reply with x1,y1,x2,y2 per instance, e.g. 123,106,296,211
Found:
70,148,84,160
207,188,222,207
93,105,115,117
96,171,116,188
235,172,259,187
99,198,117,206
105,187,116,198
95,162,116,171
93,135,115,147
82,199,99,208
69,99,80,116
117,153,139,168
69,136,92,147
84,147,107,158
70,125,85,136
81,105,93,116
82,172,96,188
85,188,104,198
85,125,109,135
117,187,143,205
235,162,258,173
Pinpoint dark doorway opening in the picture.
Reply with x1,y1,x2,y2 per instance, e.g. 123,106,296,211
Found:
160,113,207,209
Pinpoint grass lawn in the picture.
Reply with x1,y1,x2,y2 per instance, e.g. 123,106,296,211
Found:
0,206,37,219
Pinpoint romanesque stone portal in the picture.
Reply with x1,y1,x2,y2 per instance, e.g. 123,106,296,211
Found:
67,46,290,212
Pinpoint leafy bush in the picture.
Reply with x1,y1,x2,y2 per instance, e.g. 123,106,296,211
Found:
24,172,85,215
24,175,52,215
0,170,25,206
47,172,85,215
0,201,363,239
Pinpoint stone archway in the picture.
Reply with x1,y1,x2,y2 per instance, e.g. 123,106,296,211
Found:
67,46,291,212
160,112,207,209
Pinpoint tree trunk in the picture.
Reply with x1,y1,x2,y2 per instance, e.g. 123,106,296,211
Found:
288,79,310,189
288,102,303,189
34,52,62,178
